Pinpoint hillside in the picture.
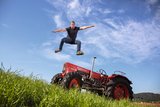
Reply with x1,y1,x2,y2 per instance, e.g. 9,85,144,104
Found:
0,67,157,107
134,93,160,102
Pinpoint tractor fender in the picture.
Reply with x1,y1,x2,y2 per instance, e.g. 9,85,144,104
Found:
107,75,132,86
51,73,63,84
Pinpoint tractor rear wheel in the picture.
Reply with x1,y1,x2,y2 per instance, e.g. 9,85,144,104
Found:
61,72,82,89
105,78,133,100
51,73,62,84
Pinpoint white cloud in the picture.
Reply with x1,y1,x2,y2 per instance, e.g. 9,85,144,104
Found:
146,0,159,16
103,9,112,14
86,7,92,16
103,18,119,29
146,0,158,5
42,42,52,47
97,8,112,15
82,19,160,63
47,0,95,21
67,0,80,9
154,5,160,21
47,0,67,10
43,48,71,61
66,0,87,20
46,0,160,64
53,15,65,28
118,9,125,14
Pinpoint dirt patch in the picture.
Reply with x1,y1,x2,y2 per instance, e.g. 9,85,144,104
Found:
134,102,160,107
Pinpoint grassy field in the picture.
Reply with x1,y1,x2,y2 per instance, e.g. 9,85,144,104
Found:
0,67,157,107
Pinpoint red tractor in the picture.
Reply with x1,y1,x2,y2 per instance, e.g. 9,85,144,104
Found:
51,57,133,100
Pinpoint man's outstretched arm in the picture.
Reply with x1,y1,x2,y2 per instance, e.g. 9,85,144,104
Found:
80,25,95,30
52,28,66,33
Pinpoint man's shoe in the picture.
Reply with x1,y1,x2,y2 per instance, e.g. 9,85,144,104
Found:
76,51,84,55
55,49,61,53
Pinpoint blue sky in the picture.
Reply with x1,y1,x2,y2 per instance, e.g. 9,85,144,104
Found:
0,0,160,93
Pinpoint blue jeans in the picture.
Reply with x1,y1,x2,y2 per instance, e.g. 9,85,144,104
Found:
59,37,81,52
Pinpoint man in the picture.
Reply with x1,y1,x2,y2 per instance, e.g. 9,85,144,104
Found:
53,21,95,55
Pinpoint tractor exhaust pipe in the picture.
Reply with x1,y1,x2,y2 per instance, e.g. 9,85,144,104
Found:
90,57,96,78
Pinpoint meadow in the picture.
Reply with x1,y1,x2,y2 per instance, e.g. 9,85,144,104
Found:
0,67,156,107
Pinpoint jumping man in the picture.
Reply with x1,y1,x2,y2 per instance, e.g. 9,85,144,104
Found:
53,21,95,55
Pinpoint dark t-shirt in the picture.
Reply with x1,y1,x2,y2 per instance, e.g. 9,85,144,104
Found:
66,27,80,41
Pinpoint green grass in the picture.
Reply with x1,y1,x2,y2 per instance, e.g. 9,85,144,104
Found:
0,67,154,107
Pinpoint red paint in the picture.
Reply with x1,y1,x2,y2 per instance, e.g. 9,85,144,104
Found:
114,83,130,100
69,79,80,88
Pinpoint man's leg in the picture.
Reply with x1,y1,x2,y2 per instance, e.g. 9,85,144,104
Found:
75,40,83,55
55,37,72,53
75,40,81,52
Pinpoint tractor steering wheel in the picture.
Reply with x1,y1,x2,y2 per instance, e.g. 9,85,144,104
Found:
99,69,107,75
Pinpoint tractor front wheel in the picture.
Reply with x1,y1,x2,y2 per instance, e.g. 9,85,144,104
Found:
61,72,82,89
51,73,62,84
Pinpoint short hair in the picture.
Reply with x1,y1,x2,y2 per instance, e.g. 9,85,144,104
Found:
70,21,75,24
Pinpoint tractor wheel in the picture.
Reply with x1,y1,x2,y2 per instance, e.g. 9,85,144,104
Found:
61,72,82,89
51,73,62,84
105,78,133,100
